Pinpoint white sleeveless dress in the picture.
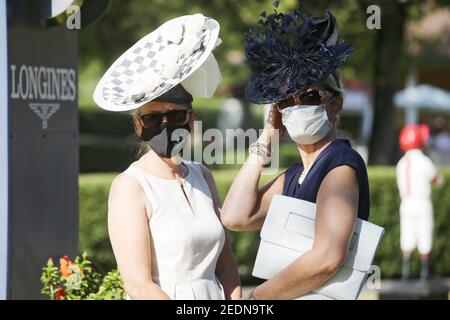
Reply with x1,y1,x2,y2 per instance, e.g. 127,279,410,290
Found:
121,160,226,300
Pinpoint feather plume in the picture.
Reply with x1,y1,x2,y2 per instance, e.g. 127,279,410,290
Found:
244,8,353,104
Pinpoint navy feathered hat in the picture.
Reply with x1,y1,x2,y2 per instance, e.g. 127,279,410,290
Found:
244,6,353,104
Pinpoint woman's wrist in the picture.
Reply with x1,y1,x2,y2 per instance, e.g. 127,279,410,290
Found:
257,127,272,145
247,149,269,166
248,125,280,166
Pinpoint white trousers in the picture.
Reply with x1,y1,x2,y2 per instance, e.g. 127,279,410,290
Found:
400,198,433,255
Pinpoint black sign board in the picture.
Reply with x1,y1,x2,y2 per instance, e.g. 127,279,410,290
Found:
4,0,79,299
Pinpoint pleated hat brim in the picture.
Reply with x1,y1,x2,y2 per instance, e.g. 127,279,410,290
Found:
93,14,220,112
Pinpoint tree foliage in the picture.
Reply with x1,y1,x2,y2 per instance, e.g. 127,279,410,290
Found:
80,0,450,163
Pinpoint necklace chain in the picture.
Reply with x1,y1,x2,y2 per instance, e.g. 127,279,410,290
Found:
298,141,333,185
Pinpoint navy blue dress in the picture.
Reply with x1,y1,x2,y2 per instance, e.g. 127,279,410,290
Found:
282,139,370,221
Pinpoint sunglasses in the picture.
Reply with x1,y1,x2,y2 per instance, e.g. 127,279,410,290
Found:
277,87,336,110
139,109,192,129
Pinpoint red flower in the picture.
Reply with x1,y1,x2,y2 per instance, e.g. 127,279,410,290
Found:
60,256,73,278
55,287,66,300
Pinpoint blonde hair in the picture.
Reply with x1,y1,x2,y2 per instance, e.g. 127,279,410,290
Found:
131,107,150,159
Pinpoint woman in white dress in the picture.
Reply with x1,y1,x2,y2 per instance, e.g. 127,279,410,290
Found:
94,14,241,300
108,92,240,300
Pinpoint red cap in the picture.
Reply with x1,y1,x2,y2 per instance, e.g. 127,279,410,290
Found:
399,124,430,151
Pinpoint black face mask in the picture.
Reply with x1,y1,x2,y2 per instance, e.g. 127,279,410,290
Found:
141,122,191,158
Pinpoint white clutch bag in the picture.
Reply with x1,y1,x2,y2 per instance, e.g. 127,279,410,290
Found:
252,195,385,300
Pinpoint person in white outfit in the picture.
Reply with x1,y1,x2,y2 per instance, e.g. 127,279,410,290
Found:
93,14,241,299
396,124,442,280
110,90,240,300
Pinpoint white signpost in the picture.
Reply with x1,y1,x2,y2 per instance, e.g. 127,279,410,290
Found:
0,0,9,302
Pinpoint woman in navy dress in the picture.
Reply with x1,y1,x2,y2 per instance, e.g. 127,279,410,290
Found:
221,8,370,299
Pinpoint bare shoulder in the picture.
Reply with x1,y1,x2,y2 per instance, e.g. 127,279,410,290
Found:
326,165,358,181
319,165,359,198
109,173,144,199
273,171,286,186
108,172,150,218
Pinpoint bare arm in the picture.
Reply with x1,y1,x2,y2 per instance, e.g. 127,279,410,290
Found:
107,174,170,300
431,173,444,187
431,175,439,186
200,165,242,300
250,165,358,300
221,127,285,231
222,105,286,231
426,157,443,187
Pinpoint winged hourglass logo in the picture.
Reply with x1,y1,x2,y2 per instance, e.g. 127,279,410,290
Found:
29,103,60,130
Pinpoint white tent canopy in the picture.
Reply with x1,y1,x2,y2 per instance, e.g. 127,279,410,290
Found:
394,85,450,123
342,90,373,146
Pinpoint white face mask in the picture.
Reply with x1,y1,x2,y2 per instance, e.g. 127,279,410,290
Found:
280,103,333,145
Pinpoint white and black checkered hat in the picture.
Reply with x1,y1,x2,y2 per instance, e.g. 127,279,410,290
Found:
93,13,221,112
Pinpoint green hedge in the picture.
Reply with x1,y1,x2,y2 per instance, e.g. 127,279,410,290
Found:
80,134,141,173
79,97,265,172
79,137,299,173
79,97,231,136
79,167,450,282
78,98,363,173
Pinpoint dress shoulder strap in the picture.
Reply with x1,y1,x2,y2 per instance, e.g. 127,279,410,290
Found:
182,160,213,198
183,160,203,177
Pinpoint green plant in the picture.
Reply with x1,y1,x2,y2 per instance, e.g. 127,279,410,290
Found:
89,269,126,300
79,175,115,271
40,252,125,300
41,252,101,300
40,258,60,299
